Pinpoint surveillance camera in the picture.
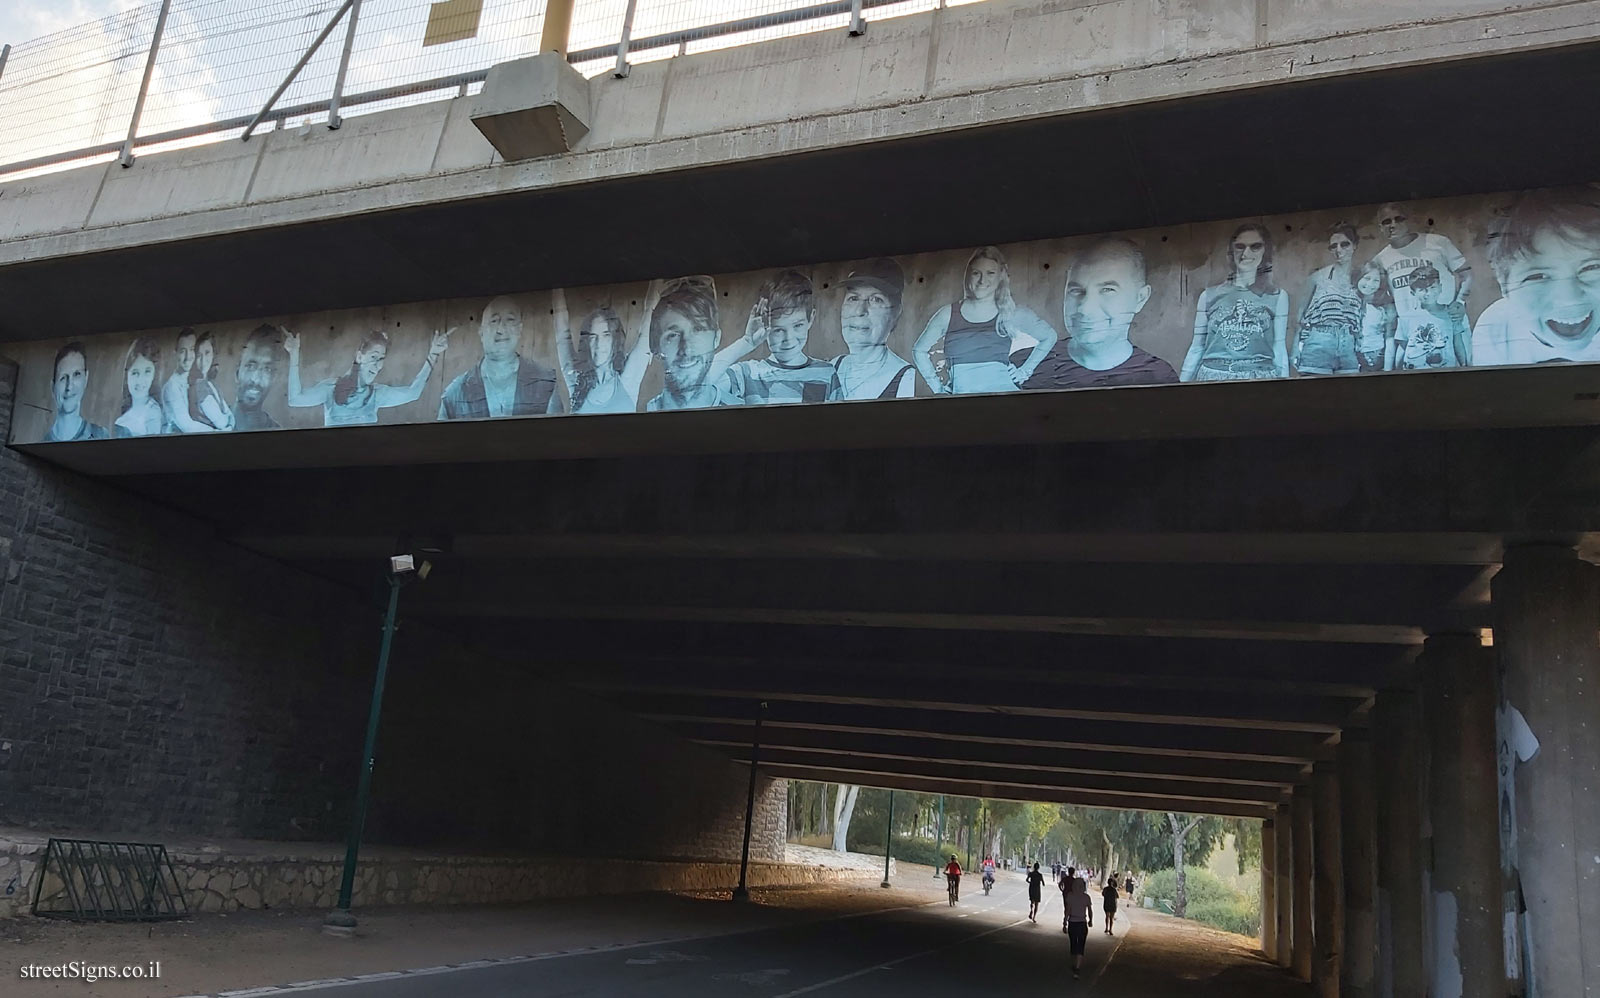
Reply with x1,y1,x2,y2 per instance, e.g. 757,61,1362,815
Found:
390,554,415,575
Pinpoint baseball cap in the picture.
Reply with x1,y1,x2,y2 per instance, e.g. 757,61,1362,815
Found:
841,257,905,309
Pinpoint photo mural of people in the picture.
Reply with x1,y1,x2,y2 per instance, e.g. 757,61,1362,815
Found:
1356,261,1396,372
162,327,216,433
188,331,233,430
1473,186,1600,367
645,276,725,411
714,270,838,405
233,325,283,431
1372,201,1473,370
912,246,1058,394
114,335,165,438
1292,224,1364,376
47,342,108,441
437,296,563,420
830,258,917,401
286,325,451,426
1179,223,1290,382
1013,237,1177,389
21,182,1600,448
553,288,651,414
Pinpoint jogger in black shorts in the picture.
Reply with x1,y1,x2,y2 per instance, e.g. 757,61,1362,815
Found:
1065,877,1093,978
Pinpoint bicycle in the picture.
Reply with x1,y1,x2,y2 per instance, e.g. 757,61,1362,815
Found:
947,875,960,906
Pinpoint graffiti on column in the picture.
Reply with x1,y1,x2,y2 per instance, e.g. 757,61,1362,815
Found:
8,182,1600,445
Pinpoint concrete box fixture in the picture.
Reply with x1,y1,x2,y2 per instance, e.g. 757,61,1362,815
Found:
470,53,592,160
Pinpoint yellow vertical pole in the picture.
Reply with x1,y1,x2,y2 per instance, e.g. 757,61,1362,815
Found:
540,0,575,54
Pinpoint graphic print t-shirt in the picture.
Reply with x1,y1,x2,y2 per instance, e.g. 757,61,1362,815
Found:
1375,234,1469,318
1395,311,1460,370
719,357,838,405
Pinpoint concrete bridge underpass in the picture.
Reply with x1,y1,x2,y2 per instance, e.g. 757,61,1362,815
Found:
3,2,1600,997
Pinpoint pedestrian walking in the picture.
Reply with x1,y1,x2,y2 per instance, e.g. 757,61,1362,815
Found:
1102,874,1121,935
1065,877,1093,978
1059,865,1076,931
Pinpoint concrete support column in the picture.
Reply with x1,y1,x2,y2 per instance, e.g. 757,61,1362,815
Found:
1373,689,1426,998
1340,730,1378,998
1276,800,1294,969
1263,817,1278,958
1314,761,1344,998
1493,545,1600,998
1293,785,1315,982
1420,632,1505,998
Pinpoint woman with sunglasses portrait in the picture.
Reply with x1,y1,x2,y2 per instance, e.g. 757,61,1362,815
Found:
1292,223,1365,375
1179,223,1290,382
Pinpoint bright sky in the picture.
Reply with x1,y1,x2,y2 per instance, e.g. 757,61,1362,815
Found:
1,0,131,48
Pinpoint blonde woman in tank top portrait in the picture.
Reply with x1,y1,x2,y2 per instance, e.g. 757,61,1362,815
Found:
913,246,1058,395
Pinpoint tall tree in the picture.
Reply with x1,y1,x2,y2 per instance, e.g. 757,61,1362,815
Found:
831,785,860,852
1164,812,1227,916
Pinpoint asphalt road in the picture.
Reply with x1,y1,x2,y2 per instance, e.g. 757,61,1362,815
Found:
282,876,1121,997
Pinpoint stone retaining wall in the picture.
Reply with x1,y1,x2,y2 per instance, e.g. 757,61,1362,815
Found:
0,832,890,918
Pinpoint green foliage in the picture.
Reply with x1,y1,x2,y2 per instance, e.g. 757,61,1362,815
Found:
1140,866,1261,937
1227,818,1263,874
851,835,955,868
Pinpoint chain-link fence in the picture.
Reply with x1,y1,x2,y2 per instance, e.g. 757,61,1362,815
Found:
0,0,980,180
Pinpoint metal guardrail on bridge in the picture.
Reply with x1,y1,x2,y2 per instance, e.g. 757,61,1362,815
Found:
0,0,962,180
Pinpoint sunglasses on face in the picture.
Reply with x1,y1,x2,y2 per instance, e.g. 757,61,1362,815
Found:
1330,239,1353,250
1380,215,1407,226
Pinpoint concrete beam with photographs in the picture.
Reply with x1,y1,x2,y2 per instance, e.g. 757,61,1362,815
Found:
682,724,1308,789
632,700,1333,766
752,765,1279,821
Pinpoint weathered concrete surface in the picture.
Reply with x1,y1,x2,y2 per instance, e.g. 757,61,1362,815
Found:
1421,633,1504,998
1313,762,1342,998
1293,787,1315,981
1276,801,1295,969
1373,689,1427,998
1493,547,1600,998
2,0,1598,260
1262,817,1278,958
1338,730,1378,998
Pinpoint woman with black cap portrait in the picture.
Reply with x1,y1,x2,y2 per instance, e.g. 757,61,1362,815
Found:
829,258,918,401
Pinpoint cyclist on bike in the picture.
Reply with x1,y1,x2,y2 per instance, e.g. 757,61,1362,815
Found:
944,855,963,903
980,855,996,893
